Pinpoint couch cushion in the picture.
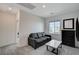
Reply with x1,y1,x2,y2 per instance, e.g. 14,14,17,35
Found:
31,33,38,39
35,37,46,42
37,33,43,38
42,32,46,37
35,37,50,42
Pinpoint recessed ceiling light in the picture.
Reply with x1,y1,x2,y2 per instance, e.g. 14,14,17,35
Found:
42,5,46,8
8,7,12,10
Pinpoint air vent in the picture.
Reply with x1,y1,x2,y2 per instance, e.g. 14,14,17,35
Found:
18,3,36,10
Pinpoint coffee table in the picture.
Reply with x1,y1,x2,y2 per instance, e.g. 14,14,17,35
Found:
46,40,62,55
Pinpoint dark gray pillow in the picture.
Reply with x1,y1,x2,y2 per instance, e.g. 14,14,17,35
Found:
38,33,42,38
42,32,45,36
31,33,38,39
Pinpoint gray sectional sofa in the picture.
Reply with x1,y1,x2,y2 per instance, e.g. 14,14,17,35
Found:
28,32,51,49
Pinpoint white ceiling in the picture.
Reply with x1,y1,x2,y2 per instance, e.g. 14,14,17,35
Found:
0,4,18,15
18,3,79,17
0,3,79,18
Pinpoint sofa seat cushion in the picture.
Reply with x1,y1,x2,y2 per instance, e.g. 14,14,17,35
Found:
35,37,46,42
35,37,50,42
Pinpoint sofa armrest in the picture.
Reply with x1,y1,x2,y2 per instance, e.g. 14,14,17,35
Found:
45,35,51,37
28,37,37,44
28,37,37,49
29,37,36,41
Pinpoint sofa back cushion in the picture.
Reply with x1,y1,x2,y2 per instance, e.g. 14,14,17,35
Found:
42,32,46,37
37,32,43,38
30,33,38,39
29,32,46,38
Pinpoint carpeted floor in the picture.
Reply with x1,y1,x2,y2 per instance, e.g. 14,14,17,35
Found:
0,44,79,55
0,44,54,55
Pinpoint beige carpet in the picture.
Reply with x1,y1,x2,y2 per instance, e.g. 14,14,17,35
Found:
0,44,79,55
0,44,54,55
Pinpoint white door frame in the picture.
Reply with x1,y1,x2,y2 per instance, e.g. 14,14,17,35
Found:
16,9,20,46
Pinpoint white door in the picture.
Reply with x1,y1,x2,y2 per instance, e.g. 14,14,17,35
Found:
0,12,17,47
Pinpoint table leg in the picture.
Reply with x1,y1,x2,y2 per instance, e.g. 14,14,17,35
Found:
47,45,48,51
51,48,58,55
56,48,58,55
46,45,59,55
60,43,62,48
58,43,62,48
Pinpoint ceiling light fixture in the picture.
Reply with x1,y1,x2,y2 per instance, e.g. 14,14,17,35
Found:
8,7,12,10
42,5,46,8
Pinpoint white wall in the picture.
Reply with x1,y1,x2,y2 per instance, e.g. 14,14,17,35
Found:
0,11,17,47
19,10,44,47
44,16,62,41
44,11,79,47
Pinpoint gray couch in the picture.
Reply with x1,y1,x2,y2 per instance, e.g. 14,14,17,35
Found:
28,32,51,49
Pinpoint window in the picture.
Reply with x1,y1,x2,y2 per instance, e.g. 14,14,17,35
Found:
49,21,60,34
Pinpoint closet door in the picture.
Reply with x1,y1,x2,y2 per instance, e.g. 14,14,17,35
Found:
0,12,16,47
62,30,75,47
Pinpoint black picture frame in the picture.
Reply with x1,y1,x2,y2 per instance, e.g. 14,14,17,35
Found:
63,18,74,29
